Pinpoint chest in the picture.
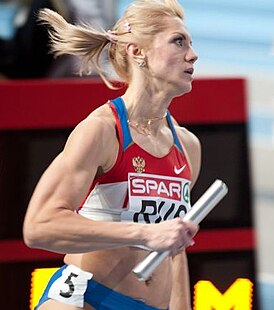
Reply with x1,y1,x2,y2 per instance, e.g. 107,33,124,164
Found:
129,126,173,158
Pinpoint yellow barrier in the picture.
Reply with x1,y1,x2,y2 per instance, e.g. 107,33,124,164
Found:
30,268,59,310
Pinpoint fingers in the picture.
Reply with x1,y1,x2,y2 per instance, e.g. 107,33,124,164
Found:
177,223,196,252
144,217,199,254
168,218,198,255
183,220,199,237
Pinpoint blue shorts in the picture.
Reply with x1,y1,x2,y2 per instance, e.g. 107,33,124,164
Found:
35,265,168,309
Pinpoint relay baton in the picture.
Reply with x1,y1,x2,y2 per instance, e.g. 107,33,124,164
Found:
132,179,228,281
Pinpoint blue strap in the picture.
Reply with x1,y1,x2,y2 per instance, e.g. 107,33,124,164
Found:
110,97,183,153
110,97,132,150
166,111,183,153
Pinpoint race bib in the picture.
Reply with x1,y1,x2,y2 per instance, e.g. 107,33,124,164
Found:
121,173,191,223
48,265,93,307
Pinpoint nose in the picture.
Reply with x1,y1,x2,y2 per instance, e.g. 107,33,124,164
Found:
185,46,198,64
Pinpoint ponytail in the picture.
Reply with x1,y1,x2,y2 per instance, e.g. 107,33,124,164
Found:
38,9,115,89
39,0,185,89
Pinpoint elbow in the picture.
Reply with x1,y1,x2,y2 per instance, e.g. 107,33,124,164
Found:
23,221,45,249
23,218,63,253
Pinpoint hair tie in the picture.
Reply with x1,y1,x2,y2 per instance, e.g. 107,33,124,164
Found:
124,20,131,33
106,30,118,44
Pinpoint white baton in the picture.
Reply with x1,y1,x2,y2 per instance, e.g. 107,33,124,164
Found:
132,179,228,281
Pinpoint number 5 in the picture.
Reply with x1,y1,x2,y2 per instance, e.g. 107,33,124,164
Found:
60,272,78,298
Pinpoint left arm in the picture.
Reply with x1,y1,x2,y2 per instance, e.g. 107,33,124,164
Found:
170,251,192,310
169,124,202,310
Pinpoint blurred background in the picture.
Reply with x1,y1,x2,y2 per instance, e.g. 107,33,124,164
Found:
0,0,273,309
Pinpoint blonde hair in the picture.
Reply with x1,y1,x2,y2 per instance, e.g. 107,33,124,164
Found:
38,0,184,89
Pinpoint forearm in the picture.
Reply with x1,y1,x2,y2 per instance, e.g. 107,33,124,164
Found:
169,251,192,310
23,209,146,254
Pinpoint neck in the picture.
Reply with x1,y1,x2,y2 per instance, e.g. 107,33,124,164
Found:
127,111,168,136
122,82,172,118
122,86,171,136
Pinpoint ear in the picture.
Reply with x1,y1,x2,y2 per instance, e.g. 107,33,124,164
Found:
126,43,146,63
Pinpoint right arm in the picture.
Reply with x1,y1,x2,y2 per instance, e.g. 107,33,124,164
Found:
23,108,141,253
23,107,197,254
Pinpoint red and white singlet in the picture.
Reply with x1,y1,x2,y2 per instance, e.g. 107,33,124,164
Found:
77,97,192,224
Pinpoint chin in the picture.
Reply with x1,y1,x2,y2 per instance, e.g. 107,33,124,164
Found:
168,80,193,98
175,83,192,97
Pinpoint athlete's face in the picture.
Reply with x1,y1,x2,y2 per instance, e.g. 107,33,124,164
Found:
146,17,198,97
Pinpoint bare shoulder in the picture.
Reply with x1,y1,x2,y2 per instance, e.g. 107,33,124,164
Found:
82,103,116,138
176,126,200,153
173,123,201,187
63,103,118,172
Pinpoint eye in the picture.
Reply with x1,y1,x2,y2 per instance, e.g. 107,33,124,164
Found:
174,36,184,47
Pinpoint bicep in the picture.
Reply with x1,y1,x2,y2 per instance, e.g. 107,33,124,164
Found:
24,154,95,231
26,118,116,221
30,151,95,213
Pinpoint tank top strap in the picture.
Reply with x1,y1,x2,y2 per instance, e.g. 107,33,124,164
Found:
108,97,132,151
166,111,184,153
109,97,183,153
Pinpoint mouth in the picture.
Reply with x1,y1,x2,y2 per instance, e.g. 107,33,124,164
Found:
184,68,194,75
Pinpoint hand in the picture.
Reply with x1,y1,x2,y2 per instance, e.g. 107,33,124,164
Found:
144,218,199,255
